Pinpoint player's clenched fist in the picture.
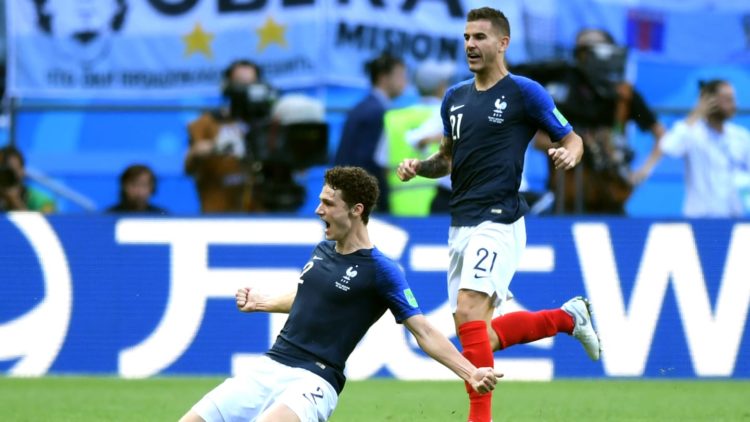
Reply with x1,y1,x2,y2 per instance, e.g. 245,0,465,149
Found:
236,287,258,312
397,158,420,182
548,147,576,170
470,367,504,394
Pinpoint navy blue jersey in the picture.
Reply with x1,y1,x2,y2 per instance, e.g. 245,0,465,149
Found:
266,241,421,394
441,73,572,226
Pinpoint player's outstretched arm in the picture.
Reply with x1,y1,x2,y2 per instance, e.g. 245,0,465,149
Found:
547,131,584,170
402,314,503,393
236,287,296,313
396,135,453,182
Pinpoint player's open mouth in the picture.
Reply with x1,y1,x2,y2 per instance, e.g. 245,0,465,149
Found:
467,52,480,61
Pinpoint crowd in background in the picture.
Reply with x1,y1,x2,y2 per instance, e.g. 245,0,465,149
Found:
0,20,748,218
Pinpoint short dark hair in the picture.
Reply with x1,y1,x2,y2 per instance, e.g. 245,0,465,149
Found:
223,59,263,82
0,146,24,167
698,79,729,96
364,52,405,86
467,7,510,37
575,28,616,46
324,166,379,224
119,164,157,201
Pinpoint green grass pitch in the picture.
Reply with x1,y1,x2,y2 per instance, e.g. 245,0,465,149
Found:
1,377,748,421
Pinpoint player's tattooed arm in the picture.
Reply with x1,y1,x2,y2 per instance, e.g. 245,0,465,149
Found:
396,135,451,182
417,135,453,178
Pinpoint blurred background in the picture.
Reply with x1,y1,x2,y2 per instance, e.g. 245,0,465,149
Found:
1,0,748,217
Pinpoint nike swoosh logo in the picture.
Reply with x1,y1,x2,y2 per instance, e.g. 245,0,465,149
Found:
313,256,324,260
473,274,489,279
569,307,588,327
450,104,465,112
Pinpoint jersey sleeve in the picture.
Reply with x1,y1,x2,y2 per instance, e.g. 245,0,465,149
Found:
517,76,573,142
440,86,456,138
373,255,422,323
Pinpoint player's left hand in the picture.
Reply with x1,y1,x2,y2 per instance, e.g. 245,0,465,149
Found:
469,367,504,394
548,147,577,170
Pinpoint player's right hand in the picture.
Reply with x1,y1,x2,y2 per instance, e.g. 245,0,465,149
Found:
396,158,420,182
236,287,258,313
470,367,504,394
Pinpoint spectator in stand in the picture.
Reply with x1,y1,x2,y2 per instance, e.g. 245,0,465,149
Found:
334,52,408,214
0,146,56,213
106,164,167,214
382,59,456,215
659,79,750,218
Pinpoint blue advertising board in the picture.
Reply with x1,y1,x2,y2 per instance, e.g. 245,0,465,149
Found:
1,214,748,380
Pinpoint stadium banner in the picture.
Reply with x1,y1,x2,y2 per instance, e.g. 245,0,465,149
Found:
1,214,749,380
5,0,326,98
7,1,750,98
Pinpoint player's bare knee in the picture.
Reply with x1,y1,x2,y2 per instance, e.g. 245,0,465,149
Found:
454,290,492,324
454,304,488,325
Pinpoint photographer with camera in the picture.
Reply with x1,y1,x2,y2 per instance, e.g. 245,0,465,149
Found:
0,146,56,213
514,28,665,214
185,59,328,213
185,59,270,213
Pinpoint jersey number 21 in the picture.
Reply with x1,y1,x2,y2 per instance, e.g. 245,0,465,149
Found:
450,113,463,141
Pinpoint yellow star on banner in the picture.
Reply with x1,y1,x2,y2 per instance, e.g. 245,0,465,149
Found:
256,16,287,52
183,22,214,58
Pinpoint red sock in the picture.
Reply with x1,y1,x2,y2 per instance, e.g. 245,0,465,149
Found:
491,309,574,350
458,320,494,422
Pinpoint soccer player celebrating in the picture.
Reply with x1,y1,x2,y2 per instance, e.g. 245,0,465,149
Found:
180,166,502,422
397,7,601,422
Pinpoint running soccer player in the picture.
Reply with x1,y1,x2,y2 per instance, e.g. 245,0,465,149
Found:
179,166,502,422
397,7,602,422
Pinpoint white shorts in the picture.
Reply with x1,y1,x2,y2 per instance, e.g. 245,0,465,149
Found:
191,356,338,422
447,218,526,313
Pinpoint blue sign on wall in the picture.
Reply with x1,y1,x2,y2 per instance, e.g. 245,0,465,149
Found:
1,214,748,380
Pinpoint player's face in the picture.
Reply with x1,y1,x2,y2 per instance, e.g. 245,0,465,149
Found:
315,185,353,241
464,20,507,74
